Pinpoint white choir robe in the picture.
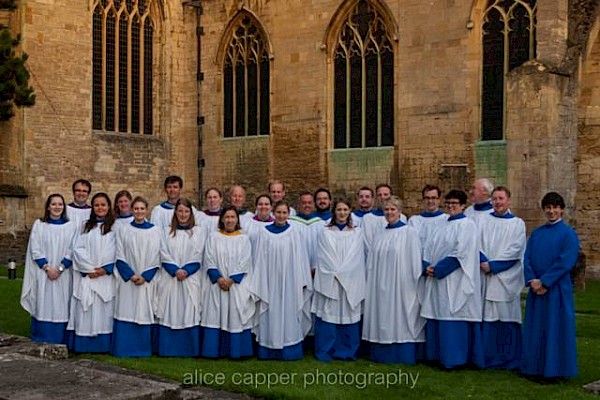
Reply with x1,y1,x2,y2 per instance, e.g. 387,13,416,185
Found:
361,211,407,251
112,222,161,357
362,223,426,364
250,223,313,360
464,203,493,226
238,210,255,231
155,225,207,357
113,215,134,232
289,216,326,269
67,224,116,353
312,227,366,361
245,218,274,263
21,219,78,344
201,230,255,358
196,211,221,232
408,211,449,257
479,212,526,369
67,205,91,228
420,215,484,368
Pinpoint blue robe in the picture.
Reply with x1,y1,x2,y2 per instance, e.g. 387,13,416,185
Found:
521,220,579,378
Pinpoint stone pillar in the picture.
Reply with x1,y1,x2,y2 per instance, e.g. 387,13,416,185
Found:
505,60,577,226
536,0,569,68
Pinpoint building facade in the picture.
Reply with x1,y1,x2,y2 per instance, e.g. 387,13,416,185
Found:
0,0,599,274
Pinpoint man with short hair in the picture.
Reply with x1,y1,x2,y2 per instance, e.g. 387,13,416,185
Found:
314,188,332,221
150,175,195,228
228,185,254,229
352,186,374,227
408,184,448,255
465,178,494,224
478,186,526,369
67,179,92,227
268,179,296,216
362,183,406,246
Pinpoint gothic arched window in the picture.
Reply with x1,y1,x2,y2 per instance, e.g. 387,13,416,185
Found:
92,0,155,134
333,0,394,149
223,14,270,138
481,0,536,141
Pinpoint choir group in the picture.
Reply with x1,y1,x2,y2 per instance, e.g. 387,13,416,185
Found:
19,176,580,381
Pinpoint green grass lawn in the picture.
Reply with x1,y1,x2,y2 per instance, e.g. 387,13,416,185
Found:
1,278,599,399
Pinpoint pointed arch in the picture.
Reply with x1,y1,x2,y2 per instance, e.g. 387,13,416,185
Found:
92,0,163,134
217,8,272,138
325,0,397,149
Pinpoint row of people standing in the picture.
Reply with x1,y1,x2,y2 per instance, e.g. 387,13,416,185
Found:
20,177,579,381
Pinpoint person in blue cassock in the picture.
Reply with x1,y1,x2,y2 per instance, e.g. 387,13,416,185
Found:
420,189,484,369
521,191,580,379
112,196,161,357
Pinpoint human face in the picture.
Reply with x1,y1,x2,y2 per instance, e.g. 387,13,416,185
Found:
492,190,510,215
376,186,392,207
47,196,65,219
334,202,351,224
176,204,192,226
357,189,373,210
444,198,465,216
273,204,289,226
222,210,238,232
469,180,488,204
384,203,400,225
117,195,131,216
269,183,285,203
73,183,91,205
206,189,223,211
93,196,110,219
165,182,182,204
298,194,315,215
544,204,563,223
132,201,147,223
423,189,441,213
230,187,246,208
315,191,331,212
255,197,272,219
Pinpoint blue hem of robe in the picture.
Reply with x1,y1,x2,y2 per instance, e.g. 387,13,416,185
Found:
482,321,522,370
30,318,67,345
314,316,360,362
156,325,201,357
425,319,484,369
257,342,303,360
202,328,253,359
369,342,423,365
66,330,112,353
111,319,153,357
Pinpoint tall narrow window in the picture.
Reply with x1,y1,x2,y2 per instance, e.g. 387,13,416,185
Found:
92,0,155,134
223,14,270,138
333,0,394,149
481,0,536,141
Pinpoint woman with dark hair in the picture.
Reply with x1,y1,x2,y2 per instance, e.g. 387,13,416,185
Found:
200,205,255,358
198,187,224,230
246,194,274,249
113,190,133,230
112,196,161,357
155,198,207,357
66,192,116,353
251,201,312,360
362,196,425,364
521,192,580,379
420,189,484,369
312,198,366,361
21,194,78,344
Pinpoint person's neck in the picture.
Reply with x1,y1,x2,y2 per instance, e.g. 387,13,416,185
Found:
73,201,87,207
167,198,179,205
275,221,287,226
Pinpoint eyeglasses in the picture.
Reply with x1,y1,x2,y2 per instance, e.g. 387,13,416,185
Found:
444,201,461,206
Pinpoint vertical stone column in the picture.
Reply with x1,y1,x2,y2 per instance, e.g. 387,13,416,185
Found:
505,61,577,225
536,0,569,68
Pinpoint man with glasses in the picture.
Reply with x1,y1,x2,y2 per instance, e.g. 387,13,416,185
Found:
408,184,448,256
66,179,92,227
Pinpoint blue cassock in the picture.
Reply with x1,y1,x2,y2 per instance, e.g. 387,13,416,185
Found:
521,220,579,378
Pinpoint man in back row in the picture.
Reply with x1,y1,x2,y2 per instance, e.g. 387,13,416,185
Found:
66,179,92,227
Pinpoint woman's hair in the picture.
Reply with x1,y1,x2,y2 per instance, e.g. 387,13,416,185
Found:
327,197,354,228
445,189,468,205
169,198,196,237
84,192,115,235
272,200,290,214
41,193,68,222
204,186,223,199
218,205,241,231
254,194,272,207
131,196,149,208
383,195,403,211
113,190,133,217
541,192,565,209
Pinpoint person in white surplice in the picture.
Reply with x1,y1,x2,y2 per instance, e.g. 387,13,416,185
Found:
362,196,425,364
66,192,116,353
312,197,366,362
